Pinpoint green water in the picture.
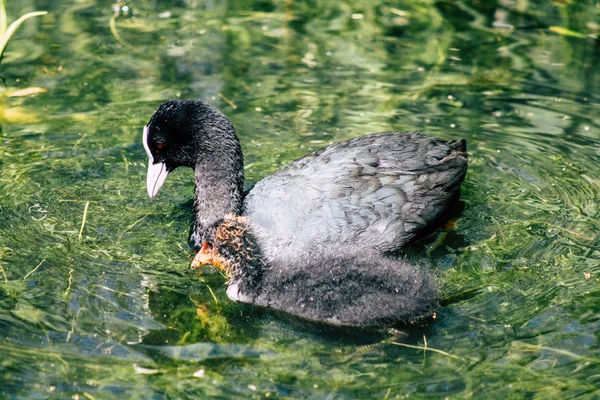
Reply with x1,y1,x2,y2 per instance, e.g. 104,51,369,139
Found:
1,0,599,398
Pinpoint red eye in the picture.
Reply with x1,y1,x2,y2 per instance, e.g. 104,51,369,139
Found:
156,143,164,149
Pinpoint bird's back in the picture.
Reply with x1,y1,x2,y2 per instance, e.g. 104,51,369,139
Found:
243,132,467,259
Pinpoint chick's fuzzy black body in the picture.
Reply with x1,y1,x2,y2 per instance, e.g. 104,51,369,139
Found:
213,217,438,327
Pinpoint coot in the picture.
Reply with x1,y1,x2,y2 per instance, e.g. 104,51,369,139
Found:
143,100,468,260
191,214,438,327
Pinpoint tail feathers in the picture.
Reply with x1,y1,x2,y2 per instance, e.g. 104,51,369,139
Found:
449,138,467,153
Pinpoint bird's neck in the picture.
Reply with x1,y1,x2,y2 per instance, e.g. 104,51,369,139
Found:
189,157,244,249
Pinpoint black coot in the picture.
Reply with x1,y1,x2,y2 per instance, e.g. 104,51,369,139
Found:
143,99,468,260
142,99,467,326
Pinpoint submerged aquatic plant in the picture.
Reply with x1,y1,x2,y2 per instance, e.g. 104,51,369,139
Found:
0,0,47,65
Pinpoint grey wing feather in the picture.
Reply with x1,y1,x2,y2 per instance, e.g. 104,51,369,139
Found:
242,131,467,259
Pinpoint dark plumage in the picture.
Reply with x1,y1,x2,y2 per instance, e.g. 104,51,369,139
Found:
144,100,244,245
143,99,468,259
192,215,438,327
142,99,467,326
245,131,467,260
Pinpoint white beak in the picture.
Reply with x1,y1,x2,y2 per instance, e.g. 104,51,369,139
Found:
143,125,169,198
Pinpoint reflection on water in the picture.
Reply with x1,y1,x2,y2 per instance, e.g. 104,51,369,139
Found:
0,0,599,398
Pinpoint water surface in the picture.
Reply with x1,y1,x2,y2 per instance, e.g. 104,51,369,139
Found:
1,0,599,398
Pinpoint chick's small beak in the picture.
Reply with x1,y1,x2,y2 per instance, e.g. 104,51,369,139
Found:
191,242,226,270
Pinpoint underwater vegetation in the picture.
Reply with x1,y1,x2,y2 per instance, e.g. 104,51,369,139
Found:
0,0,599,398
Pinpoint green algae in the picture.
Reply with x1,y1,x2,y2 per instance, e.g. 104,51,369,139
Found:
0,0,599,398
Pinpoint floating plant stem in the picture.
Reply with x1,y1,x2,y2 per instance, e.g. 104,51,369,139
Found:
0,0,47,65
391,341,461,359
23,257,46,281
78,201,90,242
0,0,6,35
